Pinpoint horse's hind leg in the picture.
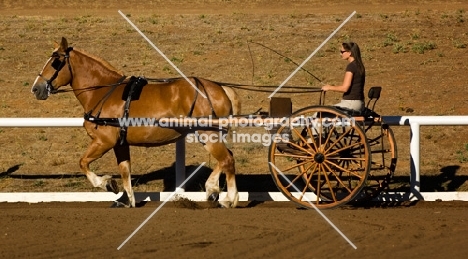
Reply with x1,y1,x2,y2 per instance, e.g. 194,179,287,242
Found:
204,163,222,203
203,139,238,208
113,144,135,208
80,138,118,194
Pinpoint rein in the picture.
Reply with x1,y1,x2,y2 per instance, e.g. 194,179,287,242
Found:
217,83,322,93
144,77,322,94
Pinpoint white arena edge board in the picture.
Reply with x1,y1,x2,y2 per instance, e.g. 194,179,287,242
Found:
0,192,468,203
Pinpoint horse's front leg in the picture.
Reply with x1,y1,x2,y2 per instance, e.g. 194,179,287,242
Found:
113,144,135,208
80,139,118,194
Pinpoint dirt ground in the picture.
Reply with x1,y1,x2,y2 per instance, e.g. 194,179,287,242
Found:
0,200,467,258
1,1,468,258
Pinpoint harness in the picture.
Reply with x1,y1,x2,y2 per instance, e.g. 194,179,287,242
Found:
84,77,219,145
84,76,147,145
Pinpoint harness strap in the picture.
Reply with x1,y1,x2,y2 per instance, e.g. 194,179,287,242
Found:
83,114,121,127
187,82,199,118
193,77,217,118
119,76,147,145
85,75,127,120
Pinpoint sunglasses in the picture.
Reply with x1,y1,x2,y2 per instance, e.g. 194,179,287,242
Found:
340,50,348,54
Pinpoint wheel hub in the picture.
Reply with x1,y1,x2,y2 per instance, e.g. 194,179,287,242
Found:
314,152,325,163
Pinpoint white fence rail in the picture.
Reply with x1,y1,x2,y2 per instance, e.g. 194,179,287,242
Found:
1,116,468,202
0,118,84,127
383,116,468,200
0,117,188,193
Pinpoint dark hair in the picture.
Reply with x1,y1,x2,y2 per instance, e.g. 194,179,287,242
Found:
342,42,365,75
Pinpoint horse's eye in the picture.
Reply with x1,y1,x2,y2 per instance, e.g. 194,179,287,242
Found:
51,58,62,70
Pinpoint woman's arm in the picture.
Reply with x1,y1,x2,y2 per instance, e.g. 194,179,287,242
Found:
321,71,353,93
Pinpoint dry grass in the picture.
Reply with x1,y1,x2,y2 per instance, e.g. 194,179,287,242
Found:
1,1,468,193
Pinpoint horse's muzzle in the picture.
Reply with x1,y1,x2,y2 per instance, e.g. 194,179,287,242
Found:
31,84,49,100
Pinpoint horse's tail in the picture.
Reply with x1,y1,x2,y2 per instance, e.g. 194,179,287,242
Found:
221,85,241,116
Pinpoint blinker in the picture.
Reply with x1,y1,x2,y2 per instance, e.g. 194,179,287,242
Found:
51,58,62,70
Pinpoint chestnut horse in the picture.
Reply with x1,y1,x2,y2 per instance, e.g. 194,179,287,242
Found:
31,37,240,208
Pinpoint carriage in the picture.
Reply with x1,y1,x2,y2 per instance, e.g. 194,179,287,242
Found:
265,87,397,209
32,37,397,209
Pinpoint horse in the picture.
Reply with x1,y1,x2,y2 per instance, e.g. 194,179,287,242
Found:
31,37,240,208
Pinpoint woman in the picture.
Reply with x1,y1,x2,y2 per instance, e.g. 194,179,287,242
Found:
321,42,366,113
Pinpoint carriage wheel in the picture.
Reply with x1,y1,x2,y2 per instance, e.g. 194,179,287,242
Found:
268,106,371,209
357,123,397,200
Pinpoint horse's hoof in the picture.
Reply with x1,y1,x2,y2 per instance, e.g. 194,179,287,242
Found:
110,201,129,208
219,201,232,208
208,192,219,202
106,179,119,194
207,192,219,208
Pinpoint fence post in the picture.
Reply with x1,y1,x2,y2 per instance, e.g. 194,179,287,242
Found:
175,138,186,192
409,122,422,200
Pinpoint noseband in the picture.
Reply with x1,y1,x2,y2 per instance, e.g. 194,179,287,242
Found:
38,47,74,96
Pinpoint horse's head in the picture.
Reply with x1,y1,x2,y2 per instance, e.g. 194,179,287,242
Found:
31,37,73,100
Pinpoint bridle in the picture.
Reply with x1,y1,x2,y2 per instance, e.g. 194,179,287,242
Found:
38,47,74,96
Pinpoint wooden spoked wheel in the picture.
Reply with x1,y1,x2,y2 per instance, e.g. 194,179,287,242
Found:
357,123,397,200
268,106,371,209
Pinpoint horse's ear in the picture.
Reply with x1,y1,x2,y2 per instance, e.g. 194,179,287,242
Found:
60,37,69,50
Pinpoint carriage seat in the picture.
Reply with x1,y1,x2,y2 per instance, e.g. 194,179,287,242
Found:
334,86,382,118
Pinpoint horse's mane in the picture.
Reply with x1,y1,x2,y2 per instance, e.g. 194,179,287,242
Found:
74,47,124,75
